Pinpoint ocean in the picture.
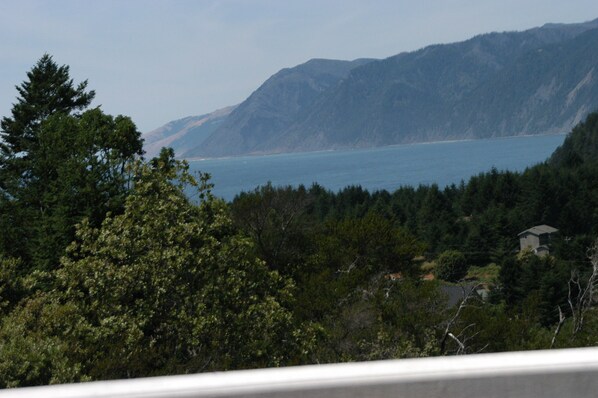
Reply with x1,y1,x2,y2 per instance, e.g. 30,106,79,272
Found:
187,134,567,201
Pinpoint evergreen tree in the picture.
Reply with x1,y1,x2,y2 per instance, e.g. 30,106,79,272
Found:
0,55,142,270
24,109,142,270
1,55,94,260
1,54,94,163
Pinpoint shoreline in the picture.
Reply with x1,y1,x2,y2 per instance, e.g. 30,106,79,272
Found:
184,132,567,162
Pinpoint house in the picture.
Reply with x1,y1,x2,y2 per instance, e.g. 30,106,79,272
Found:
518,224,558,256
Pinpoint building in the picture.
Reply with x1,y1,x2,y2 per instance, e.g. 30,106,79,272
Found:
518,224,558,256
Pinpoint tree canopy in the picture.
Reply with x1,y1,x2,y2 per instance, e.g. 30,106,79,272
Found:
0,55,143,271
0,153,314,386
0,53,94,159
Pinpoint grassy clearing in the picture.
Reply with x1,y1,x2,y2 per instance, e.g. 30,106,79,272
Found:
421,260,501,284
465,263,501,284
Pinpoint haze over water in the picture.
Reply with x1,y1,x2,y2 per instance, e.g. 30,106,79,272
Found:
189,134,566,201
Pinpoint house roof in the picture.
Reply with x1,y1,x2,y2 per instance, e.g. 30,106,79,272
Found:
517,224,558,237
440,284,479,308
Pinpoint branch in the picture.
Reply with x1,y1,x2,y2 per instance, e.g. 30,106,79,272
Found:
566,238,598,336
447,333,465,355
440,283,483,354
337,256,360,274
550,305,566,349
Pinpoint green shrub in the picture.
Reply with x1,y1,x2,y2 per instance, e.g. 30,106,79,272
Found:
434,250,468,282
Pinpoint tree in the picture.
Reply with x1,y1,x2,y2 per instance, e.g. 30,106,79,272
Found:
434,250,468,282
0,54,94,160
416,185,454,253
25,109,142,269
0,257,25,317
0,294,85,387
0,56,142,270
1,54,95,261
44,155,309,379
566,238,598,336
231,183,313,274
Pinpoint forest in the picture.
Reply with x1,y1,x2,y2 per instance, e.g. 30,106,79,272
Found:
0,55,597,388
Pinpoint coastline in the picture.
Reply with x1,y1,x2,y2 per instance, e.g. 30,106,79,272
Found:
185,134,567,201
184,132,567,163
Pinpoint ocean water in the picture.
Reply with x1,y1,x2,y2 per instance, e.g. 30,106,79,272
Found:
188,134,567,201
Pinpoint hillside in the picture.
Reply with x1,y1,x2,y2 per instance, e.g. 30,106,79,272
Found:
146,18,598,158
451,27,598,138
143,106,235,158
550,110,598,166
182,58,373,158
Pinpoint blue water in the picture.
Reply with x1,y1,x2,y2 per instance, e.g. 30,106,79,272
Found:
188,134,566,201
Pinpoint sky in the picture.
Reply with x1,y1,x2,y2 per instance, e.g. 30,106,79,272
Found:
2,1,598,133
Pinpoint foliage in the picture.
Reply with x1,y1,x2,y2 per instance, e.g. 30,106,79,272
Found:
231,183,313,274
62,156,307,376
434,250,468,282
497,251,571,326
0,54,94,158
0,295,87,387
27,110,141,270
324,278,444,362
291,213,425,322
0,154,314,385
0,55,143,272
550,111,598,167
0,258,25,316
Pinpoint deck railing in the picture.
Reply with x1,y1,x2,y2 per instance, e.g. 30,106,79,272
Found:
1,347,598,398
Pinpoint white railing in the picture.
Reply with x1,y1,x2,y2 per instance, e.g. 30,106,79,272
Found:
1,347,598,398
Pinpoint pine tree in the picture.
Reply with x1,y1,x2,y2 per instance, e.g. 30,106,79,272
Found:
1,55,96,260
0,54,94,159
0,55,142,271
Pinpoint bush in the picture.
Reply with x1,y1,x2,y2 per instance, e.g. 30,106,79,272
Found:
434,250,468,282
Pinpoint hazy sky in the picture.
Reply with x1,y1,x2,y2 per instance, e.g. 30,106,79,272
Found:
2,1,598,132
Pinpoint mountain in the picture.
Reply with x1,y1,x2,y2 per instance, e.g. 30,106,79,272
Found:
182,58,373,158
262,19,598,153
451,27,598,138
143,106,235,158
146,18,598,158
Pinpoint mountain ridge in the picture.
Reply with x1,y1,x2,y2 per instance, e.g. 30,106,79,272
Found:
183,58,374,158
143,106,235,158
144,18,598,158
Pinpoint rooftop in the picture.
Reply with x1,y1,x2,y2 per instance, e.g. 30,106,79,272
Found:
518,224,559,236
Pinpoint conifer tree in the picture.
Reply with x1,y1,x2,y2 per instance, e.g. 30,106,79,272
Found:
1,55,95,260
0,55,142,271
0,54,94,162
